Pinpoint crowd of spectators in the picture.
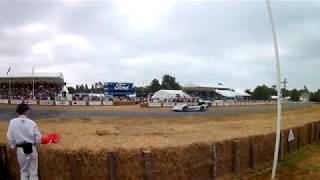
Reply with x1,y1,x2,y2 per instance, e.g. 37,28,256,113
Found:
0,82,62,100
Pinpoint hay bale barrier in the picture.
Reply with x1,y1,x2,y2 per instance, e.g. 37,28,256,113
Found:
1,120,320,179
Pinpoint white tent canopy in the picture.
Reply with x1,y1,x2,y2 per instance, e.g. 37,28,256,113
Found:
152,90,191,100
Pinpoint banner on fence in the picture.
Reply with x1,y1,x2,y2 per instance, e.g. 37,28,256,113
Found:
163,102,175,107
55,101,70,106
148,102,161,107
288,129,295,142
72,101,87,106
10,100,23,104
89,101,102,106
24,100,37,105
103,101,114,106
0,99,9,104
40,100,54,106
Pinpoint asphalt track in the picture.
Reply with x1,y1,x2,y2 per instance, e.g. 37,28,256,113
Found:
0,103,309,121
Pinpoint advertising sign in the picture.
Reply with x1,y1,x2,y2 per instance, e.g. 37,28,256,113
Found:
40,100,54,106
55,101,70,106
104,82,134,96
0,99,9,104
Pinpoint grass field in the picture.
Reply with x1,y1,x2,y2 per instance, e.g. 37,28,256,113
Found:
0,104,319,151
247,144,320,180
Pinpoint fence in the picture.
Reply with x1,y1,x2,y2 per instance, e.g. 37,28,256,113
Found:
1,120,319,180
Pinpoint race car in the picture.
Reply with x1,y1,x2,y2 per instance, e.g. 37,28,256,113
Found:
172,103,208,112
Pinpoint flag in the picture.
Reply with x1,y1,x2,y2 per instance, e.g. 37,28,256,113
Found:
6,66,10,75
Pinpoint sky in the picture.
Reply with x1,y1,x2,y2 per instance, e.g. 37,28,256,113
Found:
0,0,319,91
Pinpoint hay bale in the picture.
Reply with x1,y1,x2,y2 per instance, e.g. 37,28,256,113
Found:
151,143,211,180
238,137,251,173
216,139,234,177
115,149,144,180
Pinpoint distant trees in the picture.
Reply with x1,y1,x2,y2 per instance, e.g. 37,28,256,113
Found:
290,89,300,101
310,89,320,102
252,85,271,100
160,74,182,90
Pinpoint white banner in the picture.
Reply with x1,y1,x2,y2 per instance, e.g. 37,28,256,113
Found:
148,102,162,107
24,100,37,105
89,101,102,106
55,101,70,106
10,100,23,104
0,99,9,104
72,101,87,106
163,102,175,107
103,101,114,106
40,100,54,106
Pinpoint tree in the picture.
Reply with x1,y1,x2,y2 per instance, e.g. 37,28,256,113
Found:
253,85,271,100
245,89,252,95
310,89,320,102
150,79,161,93
290,89,300,101
160,74,182,90
67,87,75,94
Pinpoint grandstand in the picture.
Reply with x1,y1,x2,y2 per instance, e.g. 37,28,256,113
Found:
0,72,64,100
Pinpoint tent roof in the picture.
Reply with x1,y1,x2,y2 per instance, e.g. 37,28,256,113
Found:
152,89,191,99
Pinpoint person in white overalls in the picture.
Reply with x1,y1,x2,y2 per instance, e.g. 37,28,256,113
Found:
7,103,41,180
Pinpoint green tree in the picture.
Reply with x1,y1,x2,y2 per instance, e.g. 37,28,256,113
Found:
67,86,75,94
290,89,300,101
253,85,271,100
150,79,161,93
160,74,182,90
310,89,320,102
245,89,252,95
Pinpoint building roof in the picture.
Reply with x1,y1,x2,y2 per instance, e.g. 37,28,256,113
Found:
0,72,64,83
215,89,251,97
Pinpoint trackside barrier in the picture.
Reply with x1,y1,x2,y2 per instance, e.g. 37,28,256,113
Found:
0,99,9,104
103,101,114,106
39,100,54,106
55,100,70,106
71,101,87,106
24,100,37,105
89,101,102,106
10,100,22,104
148,102,161,107
163,102,175,107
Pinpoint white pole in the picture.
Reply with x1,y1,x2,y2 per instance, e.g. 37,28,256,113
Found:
266,0,282,179
32,65,35,99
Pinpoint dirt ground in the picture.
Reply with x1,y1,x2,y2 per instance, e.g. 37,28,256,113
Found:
0,104,319,151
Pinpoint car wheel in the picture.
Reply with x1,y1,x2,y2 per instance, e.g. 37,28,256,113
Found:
182,106,187,112
200,106,205,112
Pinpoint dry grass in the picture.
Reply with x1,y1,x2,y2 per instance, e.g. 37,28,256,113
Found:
0,104,319,151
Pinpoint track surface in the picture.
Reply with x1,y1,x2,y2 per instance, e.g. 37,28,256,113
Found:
0,103,309,121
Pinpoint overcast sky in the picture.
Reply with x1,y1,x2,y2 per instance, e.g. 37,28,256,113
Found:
0,0,319,91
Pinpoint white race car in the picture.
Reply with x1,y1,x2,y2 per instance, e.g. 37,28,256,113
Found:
172,103,208,112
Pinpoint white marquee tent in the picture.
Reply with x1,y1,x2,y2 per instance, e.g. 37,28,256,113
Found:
152,90,191,101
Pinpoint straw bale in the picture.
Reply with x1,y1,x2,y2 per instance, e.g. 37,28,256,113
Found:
115,149,144,180
216,139,234,176
151,143,211,180
238,136,251,173
298,124,309,147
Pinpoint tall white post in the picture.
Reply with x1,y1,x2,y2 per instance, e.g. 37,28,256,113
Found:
32,65,35,99
266,0,282,179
